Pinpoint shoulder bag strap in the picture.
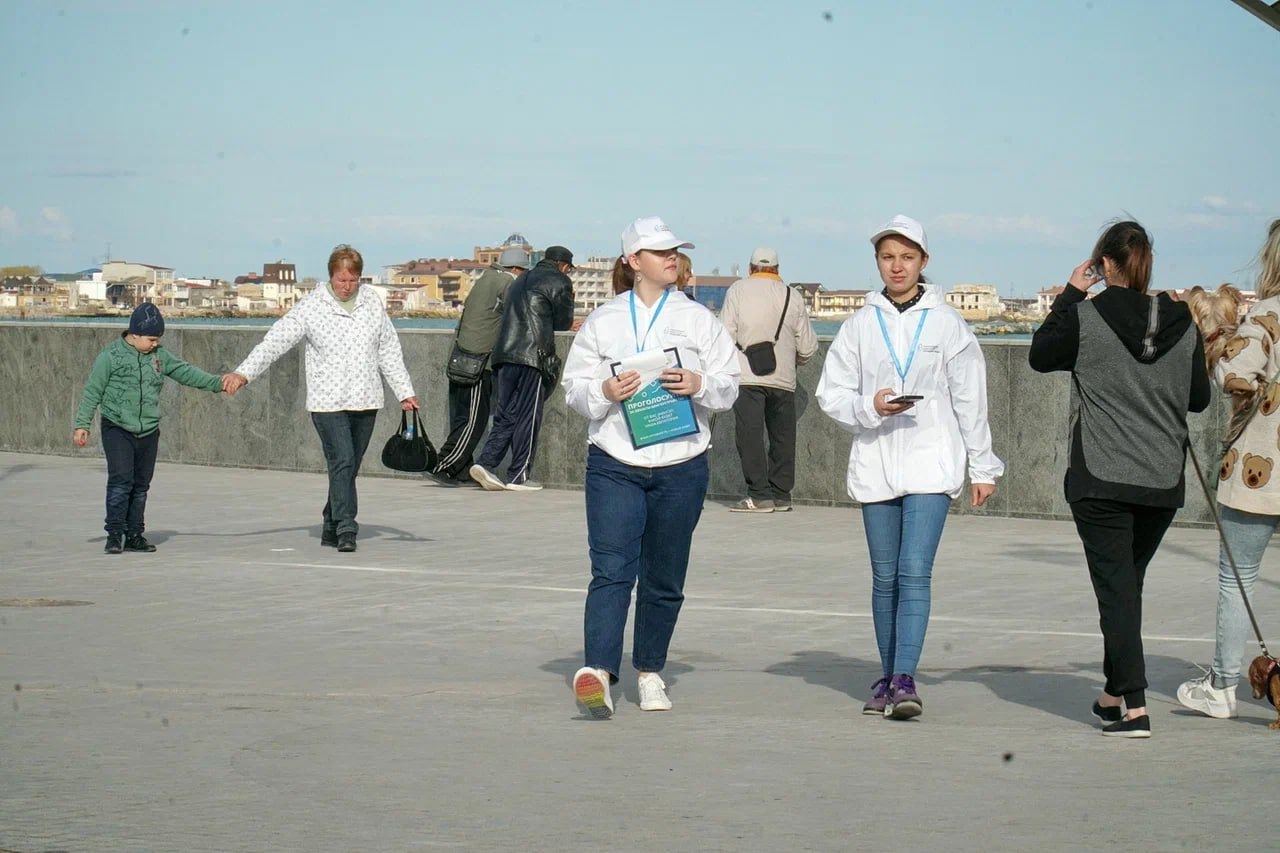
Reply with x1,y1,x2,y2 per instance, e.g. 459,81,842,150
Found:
773,286,791,343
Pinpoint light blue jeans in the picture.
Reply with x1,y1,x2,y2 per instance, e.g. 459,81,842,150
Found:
1211,505,1276,688
861,494,952,678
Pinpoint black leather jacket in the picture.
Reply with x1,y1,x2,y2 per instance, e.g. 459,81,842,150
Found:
491,260,575,370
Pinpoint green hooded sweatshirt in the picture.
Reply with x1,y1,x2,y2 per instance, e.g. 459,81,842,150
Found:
74,334,223,436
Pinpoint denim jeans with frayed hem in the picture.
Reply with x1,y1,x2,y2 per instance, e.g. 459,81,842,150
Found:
311,409,379,537
861,493,951,678
582,445,708,680
101,417,159,535
1212,505,1276,688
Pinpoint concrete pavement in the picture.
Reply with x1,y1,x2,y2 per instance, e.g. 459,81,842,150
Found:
2,451,1276,852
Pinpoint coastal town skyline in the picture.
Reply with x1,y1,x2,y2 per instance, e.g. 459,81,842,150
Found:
3,3,1278,297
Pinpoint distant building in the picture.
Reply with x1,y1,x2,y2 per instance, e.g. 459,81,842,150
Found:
101,260,175,306
569,257,616,313
945,284,1003,321
791,282,823,314
474,232,533,267
814,290,869,316
391,258,485,306
1037,286,1067,316
689,275,738,313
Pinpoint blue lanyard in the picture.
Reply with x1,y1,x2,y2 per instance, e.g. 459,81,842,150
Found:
875,307,930,384
629,289,670,353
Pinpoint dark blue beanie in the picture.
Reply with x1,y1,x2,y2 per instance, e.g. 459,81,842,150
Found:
129,303,165,337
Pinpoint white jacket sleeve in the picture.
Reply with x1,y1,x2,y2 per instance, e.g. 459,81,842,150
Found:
376,310,416,402
235,306,308,381
816,320,883,433
944,327,1004,484
690,314,740,412
561,319,613,421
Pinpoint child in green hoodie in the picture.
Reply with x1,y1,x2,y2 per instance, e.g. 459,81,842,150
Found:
72,304,234,554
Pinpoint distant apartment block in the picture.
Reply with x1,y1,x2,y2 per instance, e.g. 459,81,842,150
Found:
391,258,486,307
569,257,616,313
814,290,869,316
101,260,175,306
945,284,1003,321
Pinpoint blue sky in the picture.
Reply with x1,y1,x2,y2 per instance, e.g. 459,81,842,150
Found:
1,0,1277,296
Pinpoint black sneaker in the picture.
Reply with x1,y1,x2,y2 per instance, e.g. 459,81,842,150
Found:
321,527,338,547
337,533,357,553
104,533,124,554
1101,715,1151,738
1092,701,1123,725
124,534,157,553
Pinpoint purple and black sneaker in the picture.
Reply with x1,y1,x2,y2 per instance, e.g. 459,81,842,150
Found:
887,673,922,720
862,676,892,715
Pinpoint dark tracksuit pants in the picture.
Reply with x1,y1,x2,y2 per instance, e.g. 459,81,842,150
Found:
733,385,797,502
1070,497,1177,709
101,416,160,536
476,364,545,486
434,371,495,479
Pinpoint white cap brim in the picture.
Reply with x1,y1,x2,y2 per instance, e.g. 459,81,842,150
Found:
624,237,695,256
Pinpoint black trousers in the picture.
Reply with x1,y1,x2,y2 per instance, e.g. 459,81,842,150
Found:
101,417,160,535
733,386,797,502
1070,497,1177,709
476,364,545,486
434,371,494,479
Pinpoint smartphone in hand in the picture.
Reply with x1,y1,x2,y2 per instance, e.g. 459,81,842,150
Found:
888,394,923,404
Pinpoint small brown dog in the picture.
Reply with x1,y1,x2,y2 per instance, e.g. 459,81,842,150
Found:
1247,655,1280,729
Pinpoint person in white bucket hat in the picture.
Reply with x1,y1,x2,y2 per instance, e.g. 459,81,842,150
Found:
560,216,740,719
817,214,1003,721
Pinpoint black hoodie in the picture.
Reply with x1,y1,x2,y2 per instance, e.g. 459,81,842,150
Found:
1029,285,1210,506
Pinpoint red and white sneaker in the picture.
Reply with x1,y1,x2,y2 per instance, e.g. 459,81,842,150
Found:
573,667,614,719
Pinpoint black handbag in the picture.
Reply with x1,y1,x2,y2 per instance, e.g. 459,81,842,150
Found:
446,341,488,386
736,287,790,377
380,410,437,472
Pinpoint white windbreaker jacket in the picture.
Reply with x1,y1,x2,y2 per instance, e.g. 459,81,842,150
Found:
234,284,416,413
816,288,1003,502
562,290,740,467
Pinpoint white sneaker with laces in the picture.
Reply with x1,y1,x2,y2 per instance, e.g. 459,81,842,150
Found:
638,672,672,711
1176,670,1238,719
504,479,544,492
573,667,613,719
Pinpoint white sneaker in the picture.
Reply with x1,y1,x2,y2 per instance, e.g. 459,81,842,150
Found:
469,464,506,492
1176,671,1238,719
729,497,773,513
638,672,672,711
504,479,544,492
573,667,613,719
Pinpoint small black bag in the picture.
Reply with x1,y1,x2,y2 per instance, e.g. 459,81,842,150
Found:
380,410,437,473
736,287,791,377
446,341,488,386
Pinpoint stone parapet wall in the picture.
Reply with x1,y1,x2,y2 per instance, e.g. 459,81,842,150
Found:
0,323,1225,523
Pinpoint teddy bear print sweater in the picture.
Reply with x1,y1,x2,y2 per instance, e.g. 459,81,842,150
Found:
1216,294,1280,514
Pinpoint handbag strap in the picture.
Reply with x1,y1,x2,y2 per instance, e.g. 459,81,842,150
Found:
1223,362,1280,453
772,286,791,343
398,410,409,432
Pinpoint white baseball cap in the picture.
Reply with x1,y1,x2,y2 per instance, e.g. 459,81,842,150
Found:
869,214,928,254
621,216,695,258
750,247,779,267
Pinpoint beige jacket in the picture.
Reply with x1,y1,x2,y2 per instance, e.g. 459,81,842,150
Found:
1216,294,1280,514
719,275,818,391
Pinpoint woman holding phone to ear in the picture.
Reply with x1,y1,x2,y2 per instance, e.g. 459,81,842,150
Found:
1030,219,1210,738
817,214,1003,721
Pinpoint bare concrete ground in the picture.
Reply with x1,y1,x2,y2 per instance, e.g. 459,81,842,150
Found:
2,451,1275,852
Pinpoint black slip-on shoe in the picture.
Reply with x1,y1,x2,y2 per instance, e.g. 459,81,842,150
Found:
1092,701,1123,725
337,533,357,553
1102,715,1151,738
123,534,156,553
321,528,338,547
104,533,124,555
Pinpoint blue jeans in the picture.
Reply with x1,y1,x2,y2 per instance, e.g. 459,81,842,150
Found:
1212,505,1276,687
311,409,379,537
101,417,159,535
861,494,951,678
583,445,709,680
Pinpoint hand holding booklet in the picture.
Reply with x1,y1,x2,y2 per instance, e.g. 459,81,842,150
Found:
610,347,700,449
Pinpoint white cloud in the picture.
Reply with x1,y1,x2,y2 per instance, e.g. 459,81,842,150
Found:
1174,196,1260,230
933,213,1066,243
0,206,17,236
35,207,73,241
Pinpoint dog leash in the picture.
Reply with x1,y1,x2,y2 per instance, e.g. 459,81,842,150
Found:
1186,441,1274,662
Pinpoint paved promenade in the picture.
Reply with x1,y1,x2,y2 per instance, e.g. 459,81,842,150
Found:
3,451,1275,852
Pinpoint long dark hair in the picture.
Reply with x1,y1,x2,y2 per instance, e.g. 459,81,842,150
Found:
1092,220,1153,294
612,257,635,294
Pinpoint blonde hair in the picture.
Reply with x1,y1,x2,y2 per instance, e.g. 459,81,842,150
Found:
1256,218,1280,300
328,244,364,277
1186,283,1243,369
675,252,693,289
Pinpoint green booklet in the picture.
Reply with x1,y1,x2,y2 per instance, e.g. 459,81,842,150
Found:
609,347,700,449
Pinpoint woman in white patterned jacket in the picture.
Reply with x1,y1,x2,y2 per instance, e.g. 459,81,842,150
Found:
226,245,419,553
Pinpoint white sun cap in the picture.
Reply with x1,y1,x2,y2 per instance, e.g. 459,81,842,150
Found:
621,216,695,258
869,214,928,254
